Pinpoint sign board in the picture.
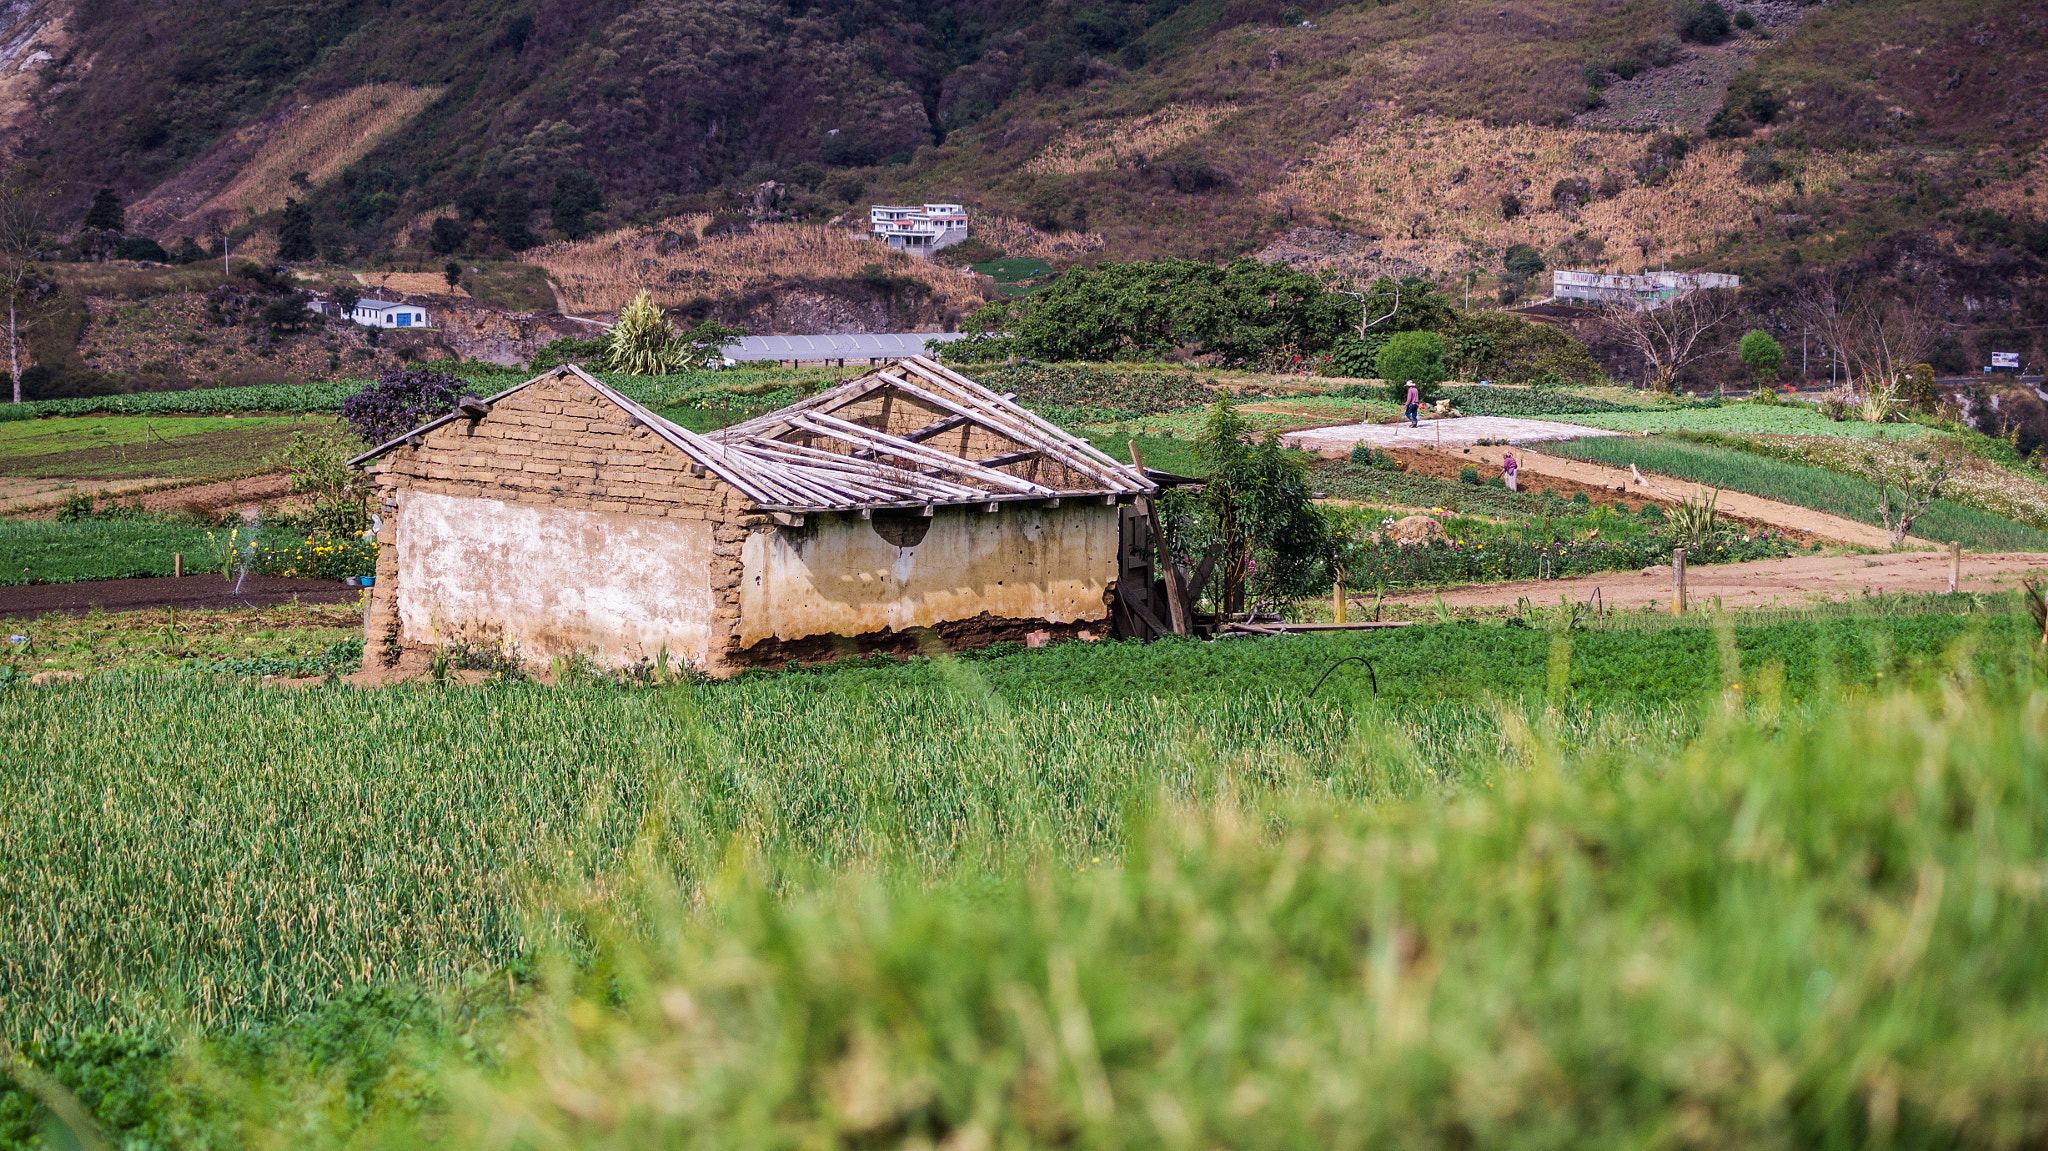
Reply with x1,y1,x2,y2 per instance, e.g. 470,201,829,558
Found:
1992,351,2020,369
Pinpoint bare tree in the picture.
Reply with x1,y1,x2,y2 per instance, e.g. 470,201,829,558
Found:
1865,446,1957,548
1797,271,1935,388
1600,286,1742,392
0,188,49,404
1325,274,1401,340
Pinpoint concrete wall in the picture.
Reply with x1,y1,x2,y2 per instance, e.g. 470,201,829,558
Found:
736,502,1117,649
396,490,718,668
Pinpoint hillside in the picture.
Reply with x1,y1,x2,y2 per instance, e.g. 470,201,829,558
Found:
2,0,2045,385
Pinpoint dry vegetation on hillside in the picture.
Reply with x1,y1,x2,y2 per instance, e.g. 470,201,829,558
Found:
1025,103,1243,175
130,84,441,238
531,218,987,316
1266,113,1855,275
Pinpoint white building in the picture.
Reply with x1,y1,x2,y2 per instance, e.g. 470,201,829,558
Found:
1551,269,1740,310
870,203,969,255
309,298,432,328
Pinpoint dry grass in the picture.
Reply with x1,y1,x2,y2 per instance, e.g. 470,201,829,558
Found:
967,214,1108,260
353,272,470,299
530,217,986,316
1266,113,1855,275
139,84,440,232
1024,102,1242,175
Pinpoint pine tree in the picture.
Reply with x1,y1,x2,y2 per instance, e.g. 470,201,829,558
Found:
83,187,124,233
277,197,315,262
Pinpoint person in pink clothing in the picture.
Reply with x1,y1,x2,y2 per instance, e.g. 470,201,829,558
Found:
1404,380,1420,427
1501,451,1519,491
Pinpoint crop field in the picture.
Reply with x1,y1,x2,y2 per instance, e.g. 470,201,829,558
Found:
0,604,364,674
0,610,2044,1147
1561,403,1942,438
1548,435,2048,551
0,520,226,585
0,415,334,480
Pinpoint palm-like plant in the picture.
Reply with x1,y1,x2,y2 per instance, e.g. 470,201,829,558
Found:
1669,487,1721,551
603,290,686,375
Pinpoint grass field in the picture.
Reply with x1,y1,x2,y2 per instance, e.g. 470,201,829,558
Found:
1549,435,2048,551
0,520,230,585
0,611,2043,1147
0,604,365,673
1562,404,1942,438
0,415,334,479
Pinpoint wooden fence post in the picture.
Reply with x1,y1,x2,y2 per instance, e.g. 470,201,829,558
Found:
1672,547,1686,616
1333,580,1346,624
1949,541,1961,594
173,553,183,579
1130,442,1189,636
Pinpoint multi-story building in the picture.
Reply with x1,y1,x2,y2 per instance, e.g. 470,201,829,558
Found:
870,203,970,255
1551,269,1740,310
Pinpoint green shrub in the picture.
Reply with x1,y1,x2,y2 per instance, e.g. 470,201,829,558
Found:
1377,330,1447,402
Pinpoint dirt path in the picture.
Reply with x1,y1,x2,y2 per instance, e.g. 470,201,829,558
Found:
0,472,292,518
1373,551,2048,613
1460,444,1929,549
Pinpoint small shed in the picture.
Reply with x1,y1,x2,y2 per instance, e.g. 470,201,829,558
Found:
349,357,1157,676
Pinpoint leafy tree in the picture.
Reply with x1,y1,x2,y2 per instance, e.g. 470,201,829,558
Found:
114,236,170,262
603,290,686,374
261,296,309,332
172,236,208,264
494,190,536,250
550,169,604,240
277,197,316,262
270,429,372,535
83,187,124,233
1189,393,1327,614
334,285,360,316
1674,0,1732,42
1376,330,1447,401
340,366,465,444
1013,258,1352,365
679,318,747,366
443,261,463,292
428,216,468,255
1737,328,1783,387
1901,362,1940,413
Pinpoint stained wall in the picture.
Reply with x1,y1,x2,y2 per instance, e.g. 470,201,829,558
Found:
736,502,1119,649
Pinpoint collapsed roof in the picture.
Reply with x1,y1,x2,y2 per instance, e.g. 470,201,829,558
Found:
349,356,1156,513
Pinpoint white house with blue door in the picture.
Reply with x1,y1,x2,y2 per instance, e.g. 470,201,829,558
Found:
312,298,431,328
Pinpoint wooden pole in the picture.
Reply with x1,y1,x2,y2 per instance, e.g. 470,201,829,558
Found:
1949,541,1960,594
1129,441,1188,636
1671,547,1686,616
173,553,183,579
1333,580,1346,624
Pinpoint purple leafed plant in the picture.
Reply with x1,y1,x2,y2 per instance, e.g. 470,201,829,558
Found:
342,367,466,445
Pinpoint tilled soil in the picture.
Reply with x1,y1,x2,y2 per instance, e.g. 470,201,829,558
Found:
0,574,362,616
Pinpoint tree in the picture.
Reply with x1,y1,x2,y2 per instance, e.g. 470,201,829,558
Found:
428,216,468,255
1737,329,1783,389
0,189,48,404
550,169,604,240
1901,362,1940,413
83,187,124,233
1376,330,1447,401
1601,286,1741,391
1190,393,1327,615
172,236,207,264
1797,271,1935,389
494,190,536,250
679,318,746,366
277,197,315,262
334,285,360,316
443,261,463,293
602,290,686,374
1864,446,1957,548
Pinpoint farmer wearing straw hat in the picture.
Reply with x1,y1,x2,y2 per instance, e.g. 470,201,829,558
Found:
1404,380,1420,427
1501,450,1519,491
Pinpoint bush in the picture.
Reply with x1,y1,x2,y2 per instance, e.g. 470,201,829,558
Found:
1733,7,1756,27
1377,331,1448,401
1674,0,1731,42
1551,176,1593,209
1737,328,1783,385
1498,192,1523,220
114,236,170,262
1738,144,1786,184
340,366,465,444
1349,444,1401,470
602,290,687,374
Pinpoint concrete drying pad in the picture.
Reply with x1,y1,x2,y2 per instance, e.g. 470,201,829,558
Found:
1282,416,1626,453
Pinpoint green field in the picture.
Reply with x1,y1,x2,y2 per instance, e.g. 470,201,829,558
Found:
971,257,1059,297
1563,403,1943,438
0,519,229,584
1549,435,2048,551
0,610,2044,1147
0,415,334,479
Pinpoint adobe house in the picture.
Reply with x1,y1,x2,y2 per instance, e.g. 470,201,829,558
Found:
348,357,1158,677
